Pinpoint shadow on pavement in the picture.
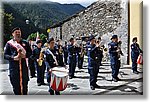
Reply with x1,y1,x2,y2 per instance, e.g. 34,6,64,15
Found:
67,83,80,90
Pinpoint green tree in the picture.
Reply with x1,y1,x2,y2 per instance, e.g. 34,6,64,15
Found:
3,12,14,44
27,33,47,44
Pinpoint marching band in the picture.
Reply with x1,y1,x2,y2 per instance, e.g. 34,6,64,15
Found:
4,27,143,95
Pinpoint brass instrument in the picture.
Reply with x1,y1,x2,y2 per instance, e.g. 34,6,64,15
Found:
59,45,63,54
38,52,44,66
80,48,85,58
38,46,47,66
104,48,108,52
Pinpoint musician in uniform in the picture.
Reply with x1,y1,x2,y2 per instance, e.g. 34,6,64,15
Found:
56,39,64,66
32,40,46,86
4,27,32,95
131,37,143,74
63,41,68,65
87,36,100,90
108,35,123,82
97,37,104,66
44,38,60,95
68,38,78,79
77,43,85,69
28,39,36,78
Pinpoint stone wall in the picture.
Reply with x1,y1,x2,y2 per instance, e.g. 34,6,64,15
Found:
49,27,61,40
49,0,128,64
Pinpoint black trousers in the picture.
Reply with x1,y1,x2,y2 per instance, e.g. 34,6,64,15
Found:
131,52,139,71
111,60,120,79
78,56,84,69
34,61,45,84
64,53,68,65
69,56,76,77
131,57,138,71
9,76,28,95
58,54,64,66
28,58,36,77
88,63,99,86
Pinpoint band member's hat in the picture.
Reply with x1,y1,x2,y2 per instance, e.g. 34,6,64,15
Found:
36,40,42,44
111,35,118,40
89,36,95,41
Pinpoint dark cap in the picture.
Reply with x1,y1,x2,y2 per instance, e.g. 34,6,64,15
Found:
111,35,118,40
69,38,74,42
132,37,137,42
36,40,42,44
56,39,61,42
47,37,54,43
89,36,95,41
11,27,21,33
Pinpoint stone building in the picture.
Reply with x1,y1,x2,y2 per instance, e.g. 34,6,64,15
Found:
48,0,129,64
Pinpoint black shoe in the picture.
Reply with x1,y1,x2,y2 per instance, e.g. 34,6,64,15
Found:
90,86,95,90
100,64,103,66
41,83,47,85
49,89,54,95
31,76,36,78
69,76,72,79
94,84,101,88
112,78,118,82
30,76,34,78
55,91,60,95
50,92,54,95
116,77,121,81
37,83,41,86
72,76,77,78
133,71,139,74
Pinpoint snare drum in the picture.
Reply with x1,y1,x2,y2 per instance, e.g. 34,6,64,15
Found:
50,67,68,91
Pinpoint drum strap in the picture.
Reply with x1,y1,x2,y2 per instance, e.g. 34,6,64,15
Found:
47,49,58,66
8,39,26,56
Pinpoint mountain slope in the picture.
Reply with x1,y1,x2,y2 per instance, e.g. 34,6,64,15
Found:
3,4,46,39
4,1,85,29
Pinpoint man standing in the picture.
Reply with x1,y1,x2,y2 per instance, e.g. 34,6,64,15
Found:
108,35,123,82
28,39,36,78
56,39,64,66
131,37,143,74
63,41,68,65
4,27,32,95
87,36,100,90
77,44,85,69
68,38,78,79
32,40,46,86
97,37,104,66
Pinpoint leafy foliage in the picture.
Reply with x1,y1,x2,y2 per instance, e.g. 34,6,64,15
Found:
27,33,48,44
3,12,14,44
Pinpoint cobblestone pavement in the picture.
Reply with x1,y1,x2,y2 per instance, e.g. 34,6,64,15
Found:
0,62,143,95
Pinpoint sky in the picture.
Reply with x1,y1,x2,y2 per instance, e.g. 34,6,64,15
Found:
46,0,98,7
